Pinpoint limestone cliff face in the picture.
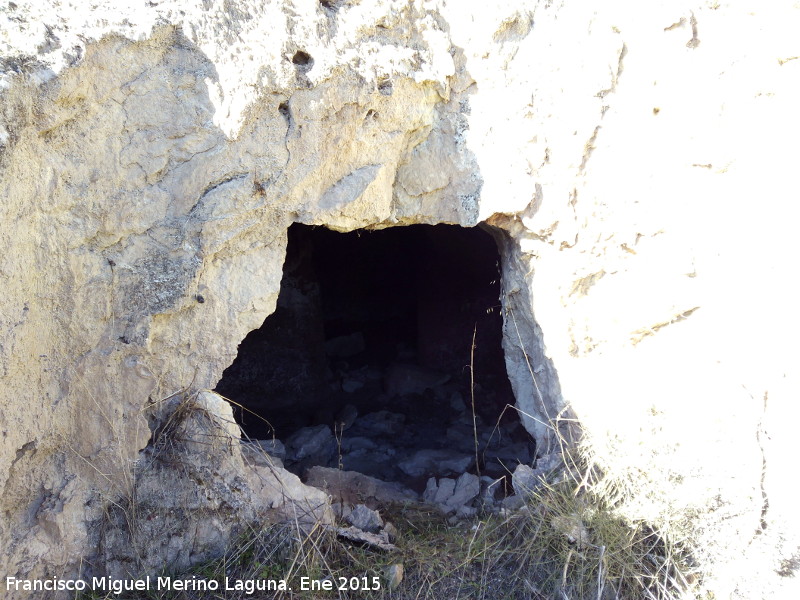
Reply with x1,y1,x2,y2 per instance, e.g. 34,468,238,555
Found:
1,1,799,598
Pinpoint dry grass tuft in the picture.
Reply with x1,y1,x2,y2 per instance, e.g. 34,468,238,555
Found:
480,461,700,599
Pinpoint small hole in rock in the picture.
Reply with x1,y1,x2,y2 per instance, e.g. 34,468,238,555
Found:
278,101,291,122
292,51,313,68
377,78,393,96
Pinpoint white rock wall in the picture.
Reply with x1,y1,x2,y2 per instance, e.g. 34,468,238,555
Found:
1,1,799,597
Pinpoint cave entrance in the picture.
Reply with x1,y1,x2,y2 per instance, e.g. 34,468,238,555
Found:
215,223,533,492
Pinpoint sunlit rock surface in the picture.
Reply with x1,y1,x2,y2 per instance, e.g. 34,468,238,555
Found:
1,1,799,598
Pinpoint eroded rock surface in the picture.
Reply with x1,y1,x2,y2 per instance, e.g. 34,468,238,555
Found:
1,1,799,598
305,466,418,508
101,392,329,580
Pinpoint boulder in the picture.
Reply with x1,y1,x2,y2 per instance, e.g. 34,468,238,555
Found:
304,466,419,508
398,449,474,478
508,454,563,499
383,563,404,591
100,393,330,580
448,473,481,511
351,410,405,436
423,477,455,505
252,438,286,460
339,447,397,479
423,473,480,515
240,441,284,469
285,425,336,466
534,452,563,474
341,436,378,452
193,390,241,440
511,464,539,498
346,504,384,533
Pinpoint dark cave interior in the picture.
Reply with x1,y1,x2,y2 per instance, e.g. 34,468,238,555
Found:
215,223,533,490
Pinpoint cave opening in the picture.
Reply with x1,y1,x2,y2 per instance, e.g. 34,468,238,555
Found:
215,223,534,492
